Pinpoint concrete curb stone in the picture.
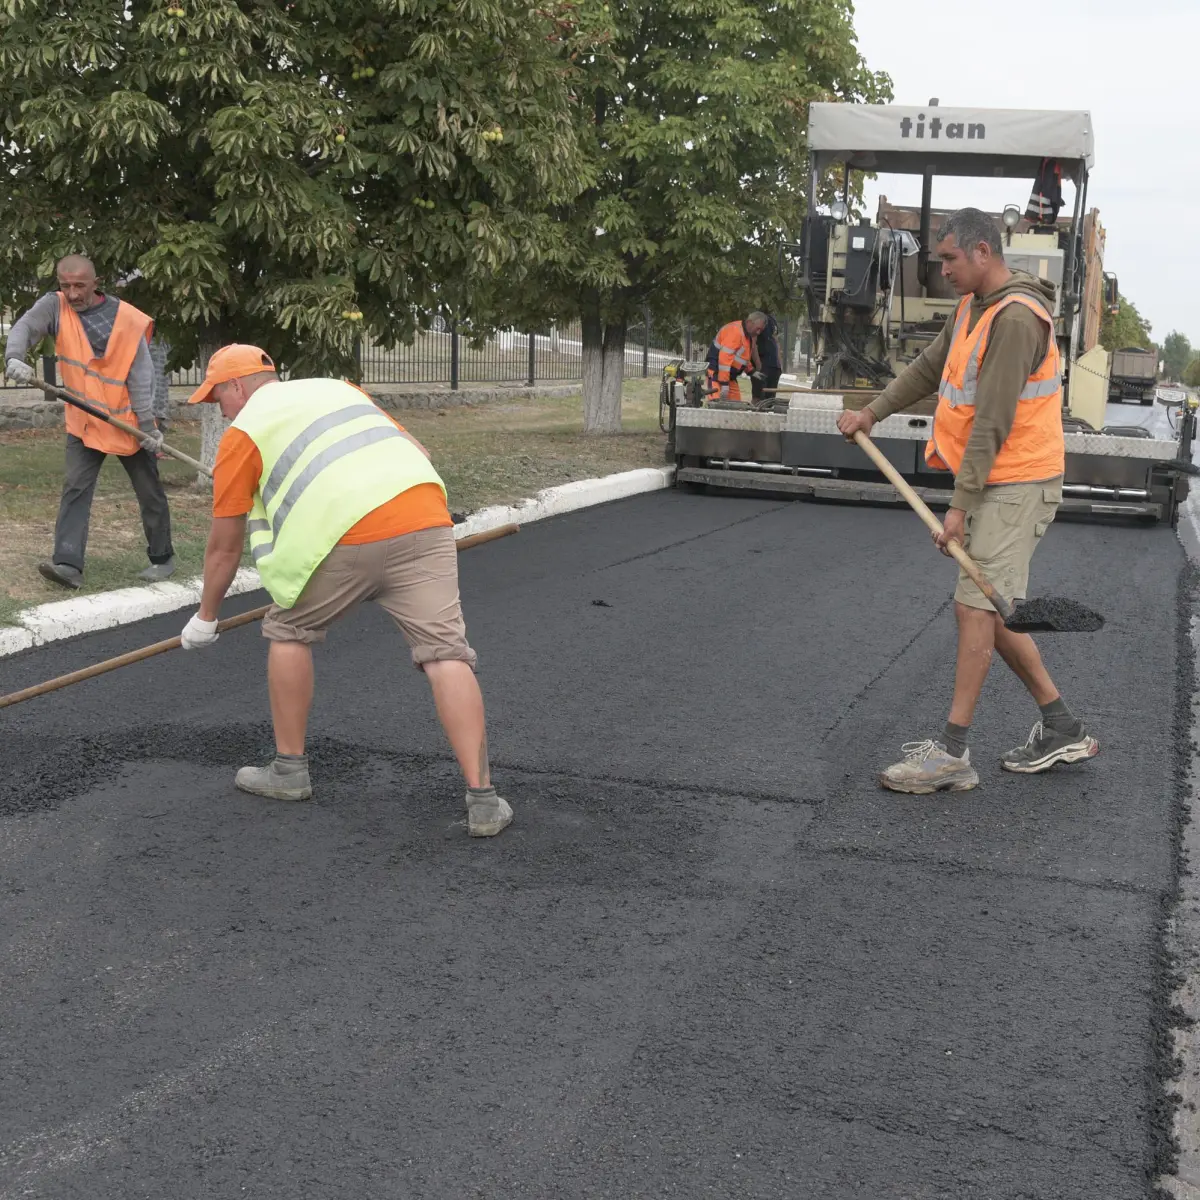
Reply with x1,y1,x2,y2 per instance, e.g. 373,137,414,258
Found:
0,466,675,658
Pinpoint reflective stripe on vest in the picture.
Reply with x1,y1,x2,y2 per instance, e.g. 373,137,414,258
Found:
55,294,152,455
233,378,447,608
925,292,1064,484
712,321,751,367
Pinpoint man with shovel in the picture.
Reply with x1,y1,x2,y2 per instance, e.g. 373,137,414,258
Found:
836,208,1098,793
4,255,175,589
176,345,512,838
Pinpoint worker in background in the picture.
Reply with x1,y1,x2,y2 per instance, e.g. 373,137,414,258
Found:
4,255,175,589
837,207,1097,793
750,312,784,404
706,311,768,402
178,345,512,838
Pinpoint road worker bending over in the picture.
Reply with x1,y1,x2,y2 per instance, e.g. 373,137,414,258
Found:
178,344,511,838
706,311,768,402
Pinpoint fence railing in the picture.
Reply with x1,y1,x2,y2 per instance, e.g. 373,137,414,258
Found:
3,313,811,391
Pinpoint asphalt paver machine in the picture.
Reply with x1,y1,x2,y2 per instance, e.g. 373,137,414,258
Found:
666,101,1193,525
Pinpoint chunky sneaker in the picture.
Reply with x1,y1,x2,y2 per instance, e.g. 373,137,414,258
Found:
138,557,177,583
880,740,980,794
38,561,82,590
466,787,513,837
1001,722,1099,774
235,759,313,801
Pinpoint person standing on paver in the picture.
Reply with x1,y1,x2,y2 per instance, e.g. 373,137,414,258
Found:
706,311,768,402
3,255,175,589
750,312,783,404
177,344,512,837
837,207,1098,793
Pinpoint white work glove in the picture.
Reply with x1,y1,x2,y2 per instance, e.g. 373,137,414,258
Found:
181,614,219,650
140,426,164,454
5,358,34,384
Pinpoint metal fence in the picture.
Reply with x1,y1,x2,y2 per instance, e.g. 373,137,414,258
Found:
3,312,810,390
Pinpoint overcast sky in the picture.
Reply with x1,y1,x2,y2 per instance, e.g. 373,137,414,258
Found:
848,0,1196,346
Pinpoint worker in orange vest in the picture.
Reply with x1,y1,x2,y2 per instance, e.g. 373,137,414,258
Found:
5,255,175,590
706,312,768,401
837,207,1097,793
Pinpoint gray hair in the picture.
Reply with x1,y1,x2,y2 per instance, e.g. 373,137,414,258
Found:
746,310,768,325
935,208,1002,258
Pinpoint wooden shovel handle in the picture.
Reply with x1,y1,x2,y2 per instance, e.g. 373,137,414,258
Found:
852,431,1014,621
0,523,520,710
26,377,213,476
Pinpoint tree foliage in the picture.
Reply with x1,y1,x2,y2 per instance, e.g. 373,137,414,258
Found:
0,0,597,378
496,0,891,430
1098,293,1152,354
1162,331,1193,383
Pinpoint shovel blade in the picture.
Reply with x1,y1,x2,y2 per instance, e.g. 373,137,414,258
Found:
1004,596,1105,634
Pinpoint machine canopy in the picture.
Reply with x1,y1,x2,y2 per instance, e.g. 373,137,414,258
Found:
808,103,1094,181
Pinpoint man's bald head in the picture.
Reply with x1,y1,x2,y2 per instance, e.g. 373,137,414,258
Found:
56,255,101,312
57,254,96,277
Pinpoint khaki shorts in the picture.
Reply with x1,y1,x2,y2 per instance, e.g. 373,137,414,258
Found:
955,480,1062,610
261,526,477,670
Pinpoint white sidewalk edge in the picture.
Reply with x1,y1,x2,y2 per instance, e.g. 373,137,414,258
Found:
0,465,675,658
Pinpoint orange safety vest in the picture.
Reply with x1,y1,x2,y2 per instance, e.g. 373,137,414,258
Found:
924,292,1064,484
56,293,154,456
710,320,753,384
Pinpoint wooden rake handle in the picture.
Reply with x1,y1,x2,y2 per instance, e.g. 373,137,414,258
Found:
27,377,212,477
0,523,519,710
851,431,1014,621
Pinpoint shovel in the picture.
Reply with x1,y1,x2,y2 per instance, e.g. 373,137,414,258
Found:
851,431,1103,633
24,376,211,476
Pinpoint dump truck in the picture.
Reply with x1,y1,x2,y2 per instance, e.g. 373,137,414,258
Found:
664,100,1193,525
1108,347,1158,405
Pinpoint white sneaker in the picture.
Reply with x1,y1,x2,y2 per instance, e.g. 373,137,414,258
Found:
880,740,979,794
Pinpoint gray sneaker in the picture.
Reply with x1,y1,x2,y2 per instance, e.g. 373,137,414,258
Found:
880,740,980,794
1002,722,1099,774
138,557,176,583
38,561,82,590
235,759,313,801
466,788,513,837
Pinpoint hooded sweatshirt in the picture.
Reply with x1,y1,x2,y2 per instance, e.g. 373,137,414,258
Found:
866,270,1059,512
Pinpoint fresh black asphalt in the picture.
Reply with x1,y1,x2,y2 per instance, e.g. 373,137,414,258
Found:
0,488,1192,1199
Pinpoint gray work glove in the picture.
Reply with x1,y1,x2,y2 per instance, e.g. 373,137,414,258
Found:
5,358,34,385
140,424,164,454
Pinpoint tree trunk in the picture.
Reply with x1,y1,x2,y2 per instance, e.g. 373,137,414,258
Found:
581,311,626,433
195,343,223,489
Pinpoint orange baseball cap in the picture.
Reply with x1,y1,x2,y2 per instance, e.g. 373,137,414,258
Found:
187,344,276,404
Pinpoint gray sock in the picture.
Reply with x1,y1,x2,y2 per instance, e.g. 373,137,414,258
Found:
1040,698,1083,738
942,722,970,760
468,785,496,801
274,753,308,774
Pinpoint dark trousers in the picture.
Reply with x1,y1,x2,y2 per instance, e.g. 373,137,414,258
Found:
54,435,175,572
751,367,782,402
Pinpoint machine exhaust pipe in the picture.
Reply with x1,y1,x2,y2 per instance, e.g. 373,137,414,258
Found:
704,458,834,476
1063,484,1150,500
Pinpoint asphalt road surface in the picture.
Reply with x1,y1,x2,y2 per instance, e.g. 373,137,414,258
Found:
1,487,1192,1199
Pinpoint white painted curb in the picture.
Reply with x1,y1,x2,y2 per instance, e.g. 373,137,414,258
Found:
0,466,675,657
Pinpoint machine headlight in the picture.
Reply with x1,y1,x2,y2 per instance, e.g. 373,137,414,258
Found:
1002,204,1021,230
830,200,848,222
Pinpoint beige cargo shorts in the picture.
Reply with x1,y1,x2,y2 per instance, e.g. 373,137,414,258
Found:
261,525,477,670
955,479,1063,610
